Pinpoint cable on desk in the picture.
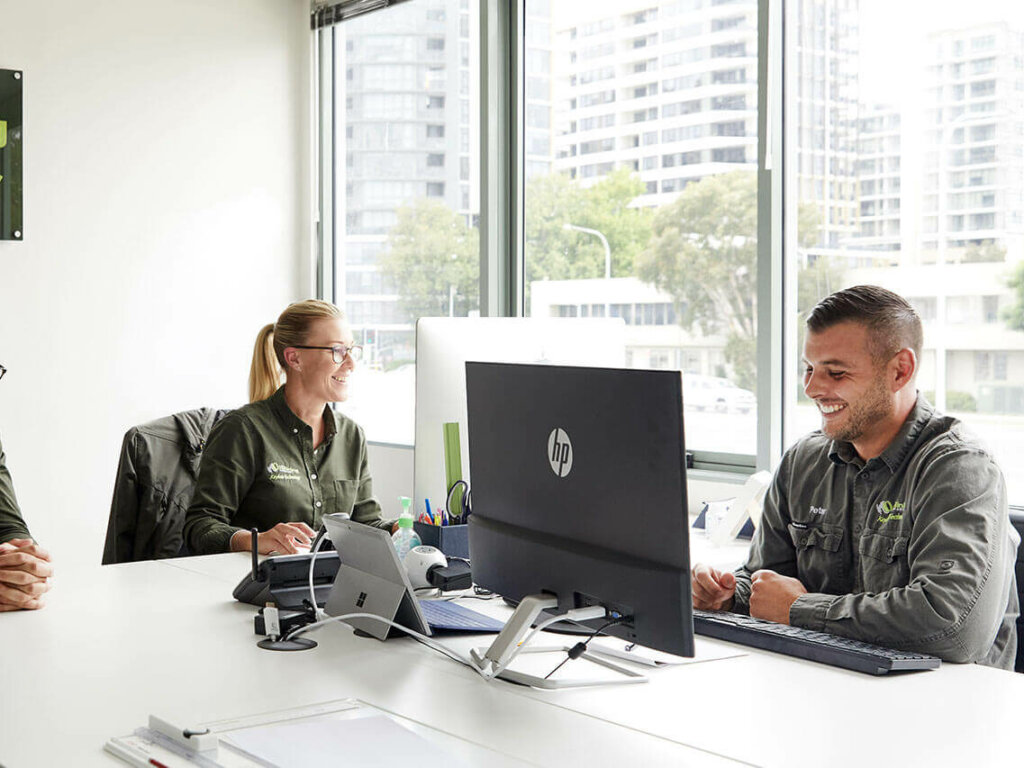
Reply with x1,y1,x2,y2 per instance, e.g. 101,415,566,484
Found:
306,527,330,622
543,618,624,680
281,608,591,683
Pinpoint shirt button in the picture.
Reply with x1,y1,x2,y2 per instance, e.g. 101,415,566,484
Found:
311,473,318,480
315,501,322,508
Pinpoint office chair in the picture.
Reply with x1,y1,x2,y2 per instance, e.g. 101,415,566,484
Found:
1010,509,1024,674
102,407,232,564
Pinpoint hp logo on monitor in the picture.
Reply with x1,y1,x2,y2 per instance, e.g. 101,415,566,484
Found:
547,428,573,478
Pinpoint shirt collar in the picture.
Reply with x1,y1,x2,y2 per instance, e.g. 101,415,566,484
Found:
268,386,338,443
827,393,933,473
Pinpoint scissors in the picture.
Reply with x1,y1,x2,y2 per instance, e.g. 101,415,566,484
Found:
446,479,472,524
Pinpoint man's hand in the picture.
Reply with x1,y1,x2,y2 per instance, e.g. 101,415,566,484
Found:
749,569,807,624
0,539,54,612
231,522,315,555
691,563,736,611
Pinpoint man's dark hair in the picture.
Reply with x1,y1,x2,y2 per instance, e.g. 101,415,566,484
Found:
806,285,923,363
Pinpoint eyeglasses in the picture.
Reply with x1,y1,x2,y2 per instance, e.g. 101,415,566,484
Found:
0,364,6,382
290,344,363,364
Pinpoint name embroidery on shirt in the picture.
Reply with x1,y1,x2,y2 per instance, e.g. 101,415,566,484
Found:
876,499,905,524
267,462,302,482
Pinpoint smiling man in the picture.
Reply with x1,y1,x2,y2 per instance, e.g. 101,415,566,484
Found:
692,285,1019,669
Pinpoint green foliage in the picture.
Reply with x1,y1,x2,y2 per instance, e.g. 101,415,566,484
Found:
962,241,1006,264
636,170,830,390
525,167,652,287
637,171,759,387
379,199,480,322
922,390,977,413
1002,261,1024,332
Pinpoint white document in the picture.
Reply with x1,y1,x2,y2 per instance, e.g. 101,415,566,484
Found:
225,715,463,768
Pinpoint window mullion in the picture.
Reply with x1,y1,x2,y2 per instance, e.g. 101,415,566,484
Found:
757,0,785,471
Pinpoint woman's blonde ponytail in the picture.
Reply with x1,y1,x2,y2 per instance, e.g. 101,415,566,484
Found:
248,323,280,403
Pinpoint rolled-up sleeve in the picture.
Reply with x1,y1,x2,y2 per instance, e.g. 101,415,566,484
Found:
183,414,259,555
733,453,798,615
789,448,1012,663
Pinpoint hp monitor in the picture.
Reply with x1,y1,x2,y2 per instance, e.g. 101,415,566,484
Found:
465,362,694,668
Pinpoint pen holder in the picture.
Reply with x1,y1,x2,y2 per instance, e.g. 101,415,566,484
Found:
414,521,469,560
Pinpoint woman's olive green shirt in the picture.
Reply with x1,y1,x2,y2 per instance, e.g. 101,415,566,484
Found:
183,388,392,555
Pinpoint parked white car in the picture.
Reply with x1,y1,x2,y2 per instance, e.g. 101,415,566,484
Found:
683,374,757,415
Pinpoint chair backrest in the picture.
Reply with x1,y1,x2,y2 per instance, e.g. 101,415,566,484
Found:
102,407,231,564
1010,510,1024,673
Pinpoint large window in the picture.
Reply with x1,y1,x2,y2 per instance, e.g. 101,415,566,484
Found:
317,1,1024,505
524,0,760,458
323,0,481,444
785,1,1024,502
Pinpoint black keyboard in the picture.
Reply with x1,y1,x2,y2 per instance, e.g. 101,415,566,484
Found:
692,609,941,675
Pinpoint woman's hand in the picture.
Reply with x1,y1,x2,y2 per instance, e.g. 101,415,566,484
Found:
230,522,314,555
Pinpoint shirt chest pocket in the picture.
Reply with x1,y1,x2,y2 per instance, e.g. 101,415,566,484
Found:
858,531,910,592
324,479,358,518
788,523,847,590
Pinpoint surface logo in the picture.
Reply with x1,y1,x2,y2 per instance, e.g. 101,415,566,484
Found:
547,428,573,478
876,499,905,524
266,462,301,482
356,591,367,608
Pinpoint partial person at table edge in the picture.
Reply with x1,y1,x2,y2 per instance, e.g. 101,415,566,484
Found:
691,285,1019,669
182,300,395,556
0,362,55,612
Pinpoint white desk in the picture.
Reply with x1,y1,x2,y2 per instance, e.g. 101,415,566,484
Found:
1,537,1022,768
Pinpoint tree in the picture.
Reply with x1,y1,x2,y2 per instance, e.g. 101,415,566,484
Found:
1002,260,1024,332
637,170,824,390
379,199,480,322
525,168,652,288
962,241,1006,264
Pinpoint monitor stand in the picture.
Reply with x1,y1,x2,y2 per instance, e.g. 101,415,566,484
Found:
469,594,648,689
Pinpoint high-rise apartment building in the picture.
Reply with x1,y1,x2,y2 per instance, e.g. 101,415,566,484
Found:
922,22,1024,264
552,0,758,200
851,105,901,253
790,0,860,255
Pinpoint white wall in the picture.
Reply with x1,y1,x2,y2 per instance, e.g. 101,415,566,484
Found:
0,0,312,566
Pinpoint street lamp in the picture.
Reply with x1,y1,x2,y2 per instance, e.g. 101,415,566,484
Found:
563,223,612,319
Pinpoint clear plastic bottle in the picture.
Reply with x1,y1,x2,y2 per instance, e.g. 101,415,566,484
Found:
391,495,422,561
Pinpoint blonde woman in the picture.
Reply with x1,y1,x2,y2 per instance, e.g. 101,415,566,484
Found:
183,300,393,555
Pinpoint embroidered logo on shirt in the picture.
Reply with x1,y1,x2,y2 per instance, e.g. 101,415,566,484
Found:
809,505,828,517
267,462,301,482
876,499,905,523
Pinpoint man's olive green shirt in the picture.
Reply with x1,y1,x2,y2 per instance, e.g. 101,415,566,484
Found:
183,388,392,555
0,435,32,544
734,396,1019,669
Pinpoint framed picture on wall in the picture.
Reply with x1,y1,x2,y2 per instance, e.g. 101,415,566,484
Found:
0,69,23,241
